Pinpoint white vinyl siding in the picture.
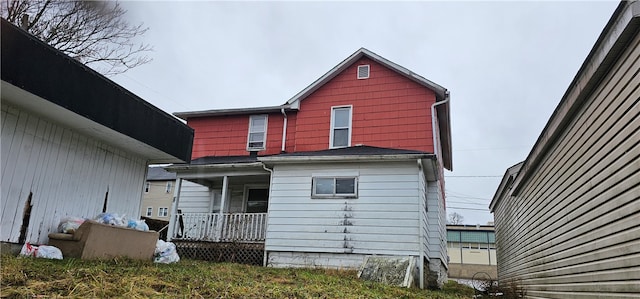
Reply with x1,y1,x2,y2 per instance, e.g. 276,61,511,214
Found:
492,31,640,296
1,104,147,244
247,115,267,151
174,181,213,213
265,161,423,260
329,106,351,148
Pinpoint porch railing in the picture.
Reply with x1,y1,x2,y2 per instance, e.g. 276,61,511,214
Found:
171,213,267,242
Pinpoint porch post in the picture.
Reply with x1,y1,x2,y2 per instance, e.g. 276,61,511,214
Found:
217,176,229,241
167,178,183,241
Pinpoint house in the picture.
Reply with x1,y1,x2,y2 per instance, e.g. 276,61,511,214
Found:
446,224,497,280
0,19,193,248
166,48,452,289
490,1,639,297
141,166,177,220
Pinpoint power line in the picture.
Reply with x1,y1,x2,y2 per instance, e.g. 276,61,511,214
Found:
447,206,490,211
447,200,487,206
445,175,502,178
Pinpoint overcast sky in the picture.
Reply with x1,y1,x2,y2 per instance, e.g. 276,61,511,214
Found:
112,1,619,225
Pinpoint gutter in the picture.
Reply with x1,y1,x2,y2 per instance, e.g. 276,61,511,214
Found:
166,162,266,171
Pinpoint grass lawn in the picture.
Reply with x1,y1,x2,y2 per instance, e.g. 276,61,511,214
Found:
1,254,474,298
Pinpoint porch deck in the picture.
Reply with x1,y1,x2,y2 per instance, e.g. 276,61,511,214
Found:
171,212,267,243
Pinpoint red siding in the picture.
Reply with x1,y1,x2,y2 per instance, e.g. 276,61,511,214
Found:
187,57,437,159
188,113,287,159
294,57,436,153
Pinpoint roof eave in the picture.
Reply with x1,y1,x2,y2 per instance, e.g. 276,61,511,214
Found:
174,104,296,120
511,1,640,195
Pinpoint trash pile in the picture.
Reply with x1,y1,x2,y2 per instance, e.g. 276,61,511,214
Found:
21,212,180,263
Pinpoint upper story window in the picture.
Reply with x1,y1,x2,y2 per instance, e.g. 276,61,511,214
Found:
312,177,358,199
330,106,352,148
146,207,153,217
144,182,150,193
247,115,268,151
166,182,172,193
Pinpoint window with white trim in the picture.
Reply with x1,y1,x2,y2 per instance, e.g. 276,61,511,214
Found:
330,106,351,148
146,207,153,217
312,177,358,198
158,207,168,217
247,115,268,151
166,182,172,193
144,182,150,193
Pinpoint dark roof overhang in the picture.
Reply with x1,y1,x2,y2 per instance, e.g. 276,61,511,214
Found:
1,19,193,163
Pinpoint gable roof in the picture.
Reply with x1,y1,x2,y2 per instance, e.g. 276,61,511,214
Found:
1,19,193,163
286,48,448,109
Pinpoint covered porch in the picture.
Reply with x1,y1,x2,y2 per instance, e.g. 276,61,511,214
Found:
166,158,271,245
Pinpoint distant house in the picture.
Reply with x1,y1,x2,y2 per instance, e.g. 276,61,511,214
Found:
0,19,193,246
490,1,639,297
166,48,452,289
446,225,497,280
141,167,177,220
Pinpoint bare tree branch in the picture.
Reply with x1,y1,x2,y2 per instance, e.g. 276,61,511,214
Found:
2,0,152,75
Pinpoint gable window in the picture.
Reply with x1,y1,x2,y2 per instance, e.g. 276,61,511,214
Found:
312,177,358,198
247,115,268,151
330,106,352,148
357,65,370,79
166,182,172,193
158,207,168,217
146,207,153,217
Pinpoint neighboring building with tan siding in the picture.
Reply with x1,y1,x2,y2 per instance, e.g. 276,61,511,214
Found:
141,167,177,220
447,225,497,280
490,1,640,297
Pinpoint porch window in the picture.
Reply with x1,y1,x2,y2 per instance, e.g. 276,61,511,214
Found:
247,115,268,151
312,177,358,198
330,106,352,148
246,188,269,213
158,207,168,217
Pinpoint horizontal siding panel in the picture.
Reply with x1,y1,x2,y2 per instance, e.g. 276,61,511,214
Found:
267,217,419,227
268,224,419,235
267,232,419,244
268,210,419,220
267,203,419,212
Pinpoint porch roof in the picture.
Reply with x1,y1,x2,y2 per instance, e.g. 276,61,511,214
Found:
259,145,434,164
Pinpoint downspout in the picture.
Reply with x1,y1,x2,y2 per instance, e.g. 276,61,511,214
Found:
280,108,288,153
417,159,425,289
261,163,274,267
430,92,450,166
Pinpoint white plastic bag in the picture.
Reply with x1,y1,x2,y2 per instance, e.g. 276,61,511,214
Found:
58,217,85,233
19,243,63,260
154,240,180,264
127,219,149,231
94,212,127,227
